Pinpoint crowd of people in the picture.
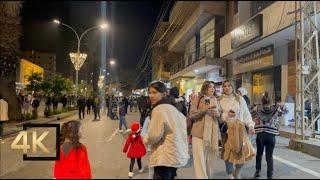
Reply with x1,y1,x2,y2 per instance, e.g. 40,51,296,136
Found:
51,79,289,179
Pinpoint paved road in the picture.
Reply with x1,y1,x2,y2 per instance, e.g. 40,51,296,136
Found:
1,110,320,179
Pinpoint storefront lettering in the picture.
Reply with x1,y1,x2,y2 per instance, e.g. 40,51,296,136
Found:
233,55,273,75
231,14,263,49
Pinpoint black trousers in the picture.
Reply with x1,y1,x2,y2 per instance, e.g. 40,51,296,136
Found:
256,132,276,177
87,106,91,114
153,166,177,179
79,108,85,119
129,158,142,172
53,103,58,110
0,121,4,138
94,108,100,119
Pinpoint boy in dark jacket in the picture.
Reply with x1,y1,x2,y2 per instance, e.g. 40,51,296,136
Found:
119,100,130,133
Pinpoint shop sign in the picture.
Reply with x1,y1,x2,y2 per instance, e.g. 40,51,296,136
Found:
231,14,263,49
233,45,274,75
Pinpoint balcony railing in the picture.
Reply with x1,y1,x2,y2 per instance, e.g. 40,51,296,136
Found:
171,42,215,75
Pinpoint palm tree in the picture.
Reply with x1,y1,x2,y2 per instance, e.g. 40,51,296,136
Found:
0,1,23,120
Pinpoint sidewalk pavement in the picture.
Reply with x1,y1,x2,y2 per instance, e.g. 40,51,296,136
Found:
2,110,78,138
279,125,320,158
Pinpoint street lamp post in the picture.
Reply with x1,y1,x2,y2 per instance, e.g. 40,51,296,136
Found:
53,19,108,96
106,59,116,118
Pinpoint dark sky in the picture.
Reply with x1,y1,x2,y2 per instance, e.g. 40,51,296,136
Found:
20,1,165,87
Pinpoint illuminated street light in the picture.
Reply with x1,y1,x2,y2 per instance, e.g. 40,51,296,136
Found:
53,19,60,24
109,59,116,66
100,23,108,29
53,18,109,96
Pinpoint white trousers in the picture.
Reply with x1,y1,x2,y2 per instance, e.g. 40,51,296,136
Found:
192,137,216,179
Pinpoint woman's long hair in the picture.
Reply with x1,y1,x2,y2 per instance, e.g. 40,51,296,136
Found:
222,80,239,97
200,80,216,97
60,120,82,149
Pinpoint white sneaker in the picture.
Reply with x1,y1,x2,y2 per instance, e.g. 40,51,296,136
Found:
147,146,151,152
126,129,131,133
139,167,145,173
228,174,234,179
128,172,134,178
118,129,123,133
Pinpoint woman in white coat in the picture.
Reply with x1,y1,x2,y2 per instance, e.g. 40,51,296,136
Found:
143,81,189,179
220,80,255,179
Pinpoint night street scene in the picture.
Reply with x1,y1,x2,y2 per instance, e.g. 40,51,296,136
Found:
1,1,320,179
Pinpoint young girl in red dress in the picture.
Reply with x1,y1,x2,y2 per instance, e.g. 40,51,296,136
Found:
54,120,92,179
123,122,147,178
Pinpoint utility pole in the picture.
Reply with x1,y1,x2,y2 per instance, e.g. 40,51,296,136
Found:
295,1,320,140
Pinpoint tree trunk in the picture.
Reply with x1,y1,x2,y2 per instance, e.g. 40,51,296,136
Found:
0,1,23,120
0,76,22,120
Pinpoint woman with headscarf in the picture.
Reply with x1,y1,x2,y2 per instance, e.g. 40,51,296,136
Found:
237,87,250,107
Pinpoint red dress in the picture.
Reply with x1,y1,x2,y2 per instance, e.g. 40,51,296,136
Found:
123,133,146,158
54,144,92,179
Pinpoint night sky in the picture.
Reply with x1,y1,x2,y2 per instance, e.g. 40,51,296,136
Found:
20,1,165,87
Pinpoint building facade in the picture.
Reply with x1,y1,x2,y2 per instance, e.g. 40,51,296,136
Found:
220,1,313,105
168,1,227,99
22,50,56,80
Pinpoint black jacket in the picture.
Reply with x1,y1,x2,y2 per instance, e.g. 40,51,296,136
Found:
77,98,86,109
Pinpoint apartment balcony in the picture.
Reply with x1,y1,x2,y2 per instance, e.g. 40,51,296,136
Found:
168,1,226,52
170,43,226,80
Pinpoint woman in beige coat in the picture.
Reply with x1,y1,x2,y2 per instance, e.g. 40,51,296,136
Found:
143,81,189,179
189,81,221,179
0,93,9,140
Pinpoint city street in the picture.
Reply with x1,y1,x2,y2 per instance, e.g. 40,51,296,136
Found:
1,110,320,179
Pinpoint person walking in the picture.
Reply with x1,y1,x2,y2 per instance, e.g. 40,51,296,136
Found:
31,94,40,116
0,93,9,140
133,97,138,112
219,80,256,179
170,87,188,116
45,94,52,114
77,95,86,120
86,96,92,115
137,95,151,127
93,96,101,120
118,99,130,133
188,81,221,179
236,87,251,108
143,81,189,179
129,97,134,113
52,94,59,110
123,96,129,114
123,122,147,178
61,94,68,108
17,91,24,114
253,97,288,179
53,120,91,179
